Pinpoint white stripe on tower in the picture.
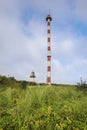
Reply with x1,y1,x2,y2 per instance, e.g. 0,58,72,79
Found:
46,14,52,85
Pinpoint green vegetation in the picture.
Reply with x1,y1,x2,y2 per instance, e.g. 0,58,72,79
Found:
0,75,87,130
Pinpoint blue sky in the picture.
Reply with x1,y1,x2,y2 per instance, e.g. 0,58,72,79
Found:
0,0,87,84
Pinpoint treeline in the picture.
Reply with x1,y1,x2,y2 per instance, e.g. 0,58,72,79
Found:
0,75,87,92
0,75,36,90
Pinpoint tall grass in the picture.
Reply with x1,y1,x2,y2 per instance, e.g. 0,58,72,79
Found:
0,85,87,130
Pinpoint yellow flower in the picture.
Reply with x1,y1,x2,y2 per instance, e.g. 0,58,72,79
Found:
55,123,60,129
66,117,72,124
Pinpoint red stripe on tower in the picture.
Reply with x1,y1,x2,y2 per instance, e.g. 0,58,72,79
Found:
48,38,50,42
46,14,52,85
48,22,50,26
47,56,51,61
47,66,51,71
48,30,50,33
48,46,51,51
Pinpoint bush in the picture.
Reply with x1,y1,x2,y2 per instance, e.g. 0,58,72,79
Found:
77,77,87,91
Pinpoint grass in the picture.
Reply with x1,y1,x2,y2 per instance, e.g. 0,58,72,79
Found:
0,85,87,130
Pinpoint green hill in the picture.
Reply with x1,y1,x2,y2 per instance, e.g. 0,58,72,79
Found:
0,75,87,130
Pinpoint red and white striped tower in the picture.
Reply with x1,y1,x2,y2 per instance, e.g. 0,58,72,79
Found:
46,14,52,85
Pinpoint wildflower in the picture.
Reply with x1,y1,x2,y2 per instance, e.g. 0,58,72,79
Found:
66,117,72,124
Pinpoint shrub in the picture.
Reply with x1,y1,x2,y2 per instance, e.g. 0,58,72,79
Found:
77,77,87,91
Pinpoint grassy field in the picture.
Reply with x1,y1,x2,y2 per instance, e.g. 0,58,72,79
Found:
0,85,87,130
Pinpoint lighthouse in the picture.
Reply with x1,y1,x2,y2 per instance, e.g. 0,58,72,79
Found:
46,14,52,85
30,71,36,83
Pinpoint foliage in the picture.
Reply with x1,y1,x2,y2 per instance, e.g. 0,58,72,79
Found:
0,75,37,90
76,77,87,92
0,84,87,130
